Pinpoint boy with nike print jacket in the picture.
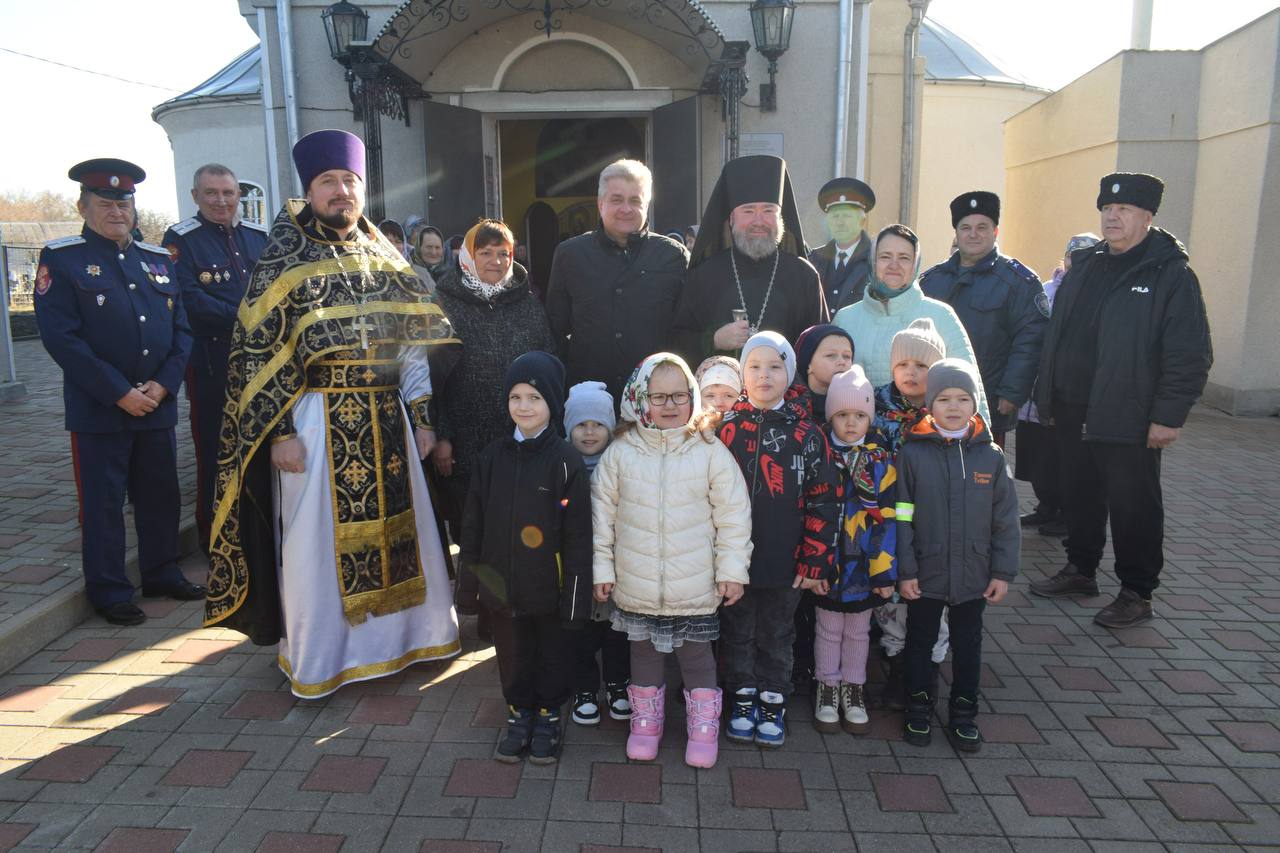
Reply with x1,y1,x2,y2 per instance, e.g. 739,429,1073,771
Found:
716,331,841,749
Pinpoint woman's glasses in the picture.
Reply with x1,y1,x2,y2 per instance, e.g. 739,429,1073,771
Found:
644,391,691,407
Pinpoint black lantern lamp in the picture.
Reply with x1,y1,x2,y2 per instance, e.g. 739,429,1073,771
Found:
748,0,795,112
322,1,369,61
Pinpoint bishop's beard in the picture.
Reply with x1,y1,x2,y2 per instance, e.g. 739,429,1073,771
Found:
732,221,784,260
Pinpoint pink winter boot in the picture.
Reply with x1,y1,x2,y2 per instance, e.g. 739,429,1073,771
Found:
626,685,665,761
683,687,722,768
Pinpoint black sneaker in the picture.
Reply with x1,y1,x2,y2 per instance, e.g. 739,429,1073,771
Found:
1029,564,1100,598
946,696,982,753
571,691,601,726
1094,589,1154,628
903,690,934,747
605,682,631,720
496,706,533,762
528,707,562,765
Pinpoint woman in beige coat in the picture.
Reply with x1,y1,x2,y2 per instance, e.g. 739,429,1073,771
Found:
592,352,752,769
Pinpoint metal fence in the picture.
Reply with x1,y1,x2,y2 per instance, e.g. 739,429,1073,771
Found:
3,245,40,315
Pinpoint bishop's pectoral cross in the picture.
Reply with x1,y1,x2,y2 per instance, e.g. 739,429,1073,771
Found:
351,314,376,350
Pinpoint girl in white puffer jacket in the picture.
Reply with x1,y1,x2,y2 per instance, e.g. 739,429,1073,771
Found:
592,352,753,769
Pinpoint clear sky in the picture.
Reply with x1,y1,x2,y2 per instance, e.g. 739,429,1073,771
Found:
2,0,1278,218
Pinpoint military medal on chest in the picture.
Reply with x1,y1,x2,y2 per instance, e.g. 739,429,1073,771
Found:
85,265,101,277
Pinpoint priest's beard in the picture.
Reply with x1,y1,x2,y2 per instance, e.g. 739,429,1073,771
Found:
314,204,361,234
732,221,784,261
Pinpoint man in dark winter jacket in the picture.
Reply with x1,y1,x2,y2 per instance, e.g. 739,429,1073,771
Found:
921,191,1048,439
1031,173,1212,628
545,160,690,401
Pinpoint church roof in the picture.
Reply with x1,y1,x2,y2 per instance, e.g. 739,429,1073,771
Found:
152,46,261,117
920,18,1045,89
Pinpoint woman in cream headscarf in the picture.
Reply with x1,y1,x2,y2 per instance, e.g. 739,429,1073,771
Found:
428,219,555,547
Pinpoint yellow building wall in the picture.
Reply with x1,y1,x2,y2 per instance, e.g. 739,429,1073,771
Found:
917,83,1045,271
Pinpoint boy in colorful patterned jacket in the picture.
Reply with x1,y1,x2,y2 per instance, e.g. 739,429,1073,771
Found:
716,331,841,748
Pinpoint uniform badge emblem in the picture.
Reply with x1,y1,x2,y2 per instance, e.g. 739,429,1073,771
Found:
969,199,978,208
166,244,180,263
167,298,174,310
35,264,51,296
86,265,101,277
1034,291,1051,318
1112,182,1121,193
96,294,106,306
109,175,119,187
199,271,213,284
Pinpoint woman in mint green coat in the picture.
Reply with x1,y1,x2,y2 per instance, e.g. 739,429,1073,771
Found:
833,225,988,423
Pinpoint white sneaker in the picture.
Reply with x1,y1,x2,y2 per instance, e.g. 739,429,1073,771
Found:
813,682,841,734
840,682,870,735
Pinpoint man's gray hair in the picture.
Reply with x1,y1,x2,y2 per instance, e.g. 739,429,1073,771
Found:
597,159,652,201
193,163,237,189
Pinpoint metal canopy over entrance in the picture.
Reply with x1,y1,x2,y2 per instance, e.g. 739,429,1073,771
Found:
374,0,730,90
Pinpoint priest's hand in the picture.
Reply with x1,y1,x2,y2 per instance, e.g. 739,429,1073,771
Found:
432,439,454,477
117,387,159,417
415,427,437,461
271,438,306,473
713,319,751,351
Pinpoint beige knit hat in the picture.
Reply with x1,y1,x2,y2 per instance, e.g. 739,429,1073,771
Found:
890,318,946,368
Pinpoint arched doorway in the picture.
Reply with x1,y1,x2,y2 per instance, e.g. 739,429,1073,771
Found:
373,0,744,239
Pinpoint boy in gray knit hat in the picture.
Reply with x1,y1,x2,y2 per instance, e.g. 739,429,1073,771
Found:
895,358,1019,752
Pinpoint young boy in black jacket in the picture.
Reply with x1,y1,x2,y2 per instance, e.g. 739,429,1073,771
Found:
717,332,841,749
456,351,592,765
896,358,1019,752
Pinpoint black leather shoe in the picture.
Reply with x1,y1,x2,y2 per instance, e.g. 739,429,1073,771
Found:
97,601,146,626
142,579,207,601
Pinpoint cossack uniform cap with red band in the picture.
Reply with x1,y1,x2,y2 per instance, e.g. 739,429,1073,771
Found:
68,158,146,200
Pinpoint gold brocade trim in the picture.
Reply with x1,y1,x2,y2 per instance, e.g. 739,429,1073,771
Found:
408,393,432,431
236,301,454,418
277,637,462,698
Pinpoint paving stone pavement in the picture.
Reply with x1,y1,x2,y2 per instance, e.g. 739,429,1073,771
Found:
0,340,197,663
0,342,1278,850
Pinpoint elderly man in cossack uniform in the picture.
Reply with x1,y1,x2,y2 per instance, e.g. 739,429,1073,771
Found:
34,159,202,626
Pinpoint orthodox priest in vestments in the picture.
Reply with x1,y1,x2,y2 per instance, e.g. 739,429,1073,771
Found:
673,155,827,364
204,130,462,697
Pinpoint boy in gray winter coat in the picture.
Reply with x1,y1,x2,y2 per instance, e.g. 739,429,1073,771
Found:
896,359,1019,752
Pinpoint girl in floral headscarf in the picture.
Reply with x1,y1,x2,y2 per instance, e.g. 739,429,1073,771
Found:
591,352,752,770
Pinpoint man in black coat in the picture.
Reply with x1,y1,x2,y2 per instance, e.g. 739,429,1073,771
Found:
807,178,875,314
545,160,689,400
1030,173,1212,628
920,191,1048,440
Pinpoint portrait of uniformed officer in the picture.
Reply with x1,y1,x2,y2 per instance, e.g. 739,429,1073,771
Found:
162,164,269,551
33,158,205,626
807,177,876,314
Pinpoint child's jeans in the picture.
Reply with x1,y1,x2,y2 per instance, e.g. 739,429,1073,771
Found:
877,600,949,663
720,585,803,697
571,619,631,693
814,608,873,685
489,609,569,709
630,639,717,690
904,597,986,701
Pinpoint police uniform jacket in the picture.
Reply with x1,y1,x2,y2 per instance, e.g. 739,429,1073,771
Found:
35,228,192,432
920,247,1048,432
162,212,268,340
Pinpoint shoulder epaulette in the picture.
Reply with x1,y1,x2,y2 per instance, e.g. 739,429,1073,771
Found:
168,217,200,236
136,241,170,255
240,221,268,234
44,235,85,250
1003,257,1040,283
